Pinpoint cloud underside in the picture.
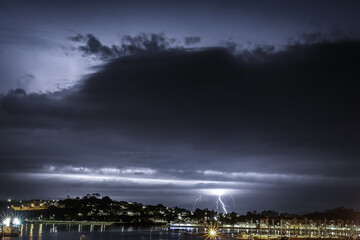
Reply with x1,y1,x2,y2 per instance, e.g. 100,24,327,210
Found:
1,39,360,211
68,33,184,59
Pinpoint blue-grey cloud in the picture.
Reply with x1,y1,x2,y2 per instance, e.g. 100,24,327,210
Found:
184,36,201,45
1,38,360,212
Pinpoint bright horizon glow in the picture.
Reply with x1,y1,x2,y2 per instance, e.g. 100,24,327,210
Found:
23,173,250,188
208,189,228,196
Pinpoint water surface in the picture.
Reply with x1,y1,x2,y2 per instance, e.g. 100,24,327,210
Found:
12,224,200,240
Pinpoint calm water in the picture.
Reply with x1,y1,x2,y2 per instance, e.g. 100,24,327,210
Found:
10,223,358,240
12,224,200,240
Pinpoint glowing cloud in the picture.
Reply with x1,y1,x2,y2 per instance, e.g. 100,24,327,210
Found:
207,189,229,196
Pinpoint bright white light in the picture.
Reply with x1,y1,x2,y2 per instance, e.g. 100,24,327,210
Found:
13,217,21,225
208,189,228,196
193,195,202,211
206,189,230,214
3,217,11,226
7,199,11,202
217,195,228,214
26,173,240,187
209,229,217,236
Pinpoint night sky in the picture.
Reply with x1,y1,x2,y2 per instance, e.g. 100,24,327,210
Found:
1,0,360,214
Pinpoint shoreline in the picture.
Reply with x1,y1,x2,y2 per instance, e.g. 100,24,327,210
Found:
25,220,116,225
24,220,168,227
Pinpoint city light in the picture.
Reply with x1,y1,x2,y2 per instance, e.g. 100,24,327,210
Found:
3,217,11,226
13,217,21,225
209,229,216,236
205,226,219,239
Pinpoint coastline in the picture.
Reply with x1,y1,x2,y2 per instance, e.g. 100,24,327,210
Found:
25,220,115,225
24,220,168,227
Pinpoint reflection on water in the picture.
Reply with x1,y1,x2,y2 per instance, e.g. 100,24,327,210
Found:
10,223,360,240
12,224,198,240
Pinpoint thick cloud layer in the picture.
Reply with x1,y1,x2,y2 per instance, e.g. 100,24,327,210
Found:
1,40,360,213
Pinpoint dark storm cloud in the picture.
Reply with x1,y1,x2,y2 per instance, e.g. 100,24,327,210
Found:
120,33,178,55
2,39,360,158
6,38,360,134
184,36,201,45
67,34,87,42
72,33,119,59
287,30,360,46
1,38,360,211
68,33,180,59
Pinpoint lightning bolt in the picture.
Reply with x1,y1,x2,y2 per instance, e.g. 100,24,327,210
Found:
215,194,227,214
230,195,236,210
193,195,202,211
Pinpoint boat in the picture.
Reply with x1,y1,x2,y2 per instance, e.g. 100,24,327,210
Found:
1,225,20,237
1,217,21,237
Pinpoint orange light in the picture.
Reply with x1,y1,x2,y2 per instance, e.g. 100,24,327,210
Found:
205,226,219,239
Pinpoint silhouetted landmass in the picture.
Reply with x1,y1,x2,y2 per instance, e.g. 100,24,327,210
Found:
2,194,360,225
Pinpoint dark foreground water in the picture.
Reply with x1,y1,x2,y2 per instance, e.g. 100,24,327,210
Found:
11,224,200,240
10,223,358,240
